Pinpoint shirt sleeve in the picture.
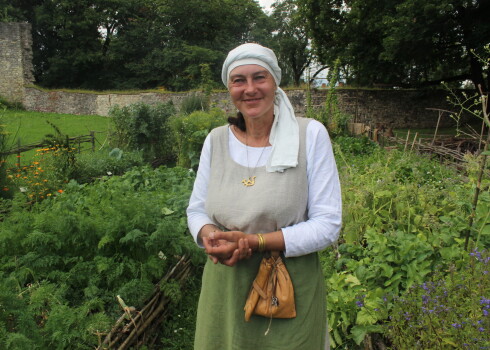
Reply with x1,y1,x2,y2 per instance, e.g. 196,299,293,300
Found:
186,133,214,246
281,120,342,257
186,121,343,256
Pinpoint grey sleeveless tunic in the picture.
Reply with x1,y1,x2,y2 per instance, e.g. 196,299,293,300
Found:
194,117,326,350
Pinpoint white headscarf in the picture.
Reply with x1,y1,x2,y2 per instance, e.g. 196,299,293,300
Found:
221,43,299,173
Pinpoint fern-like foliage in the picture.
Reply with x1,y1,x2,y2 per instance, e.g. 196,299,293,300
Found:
0,166,205,349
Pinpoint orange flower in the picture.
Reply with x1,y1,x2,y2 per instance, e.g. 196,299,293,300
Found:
2,187,9,191
57,189,63,193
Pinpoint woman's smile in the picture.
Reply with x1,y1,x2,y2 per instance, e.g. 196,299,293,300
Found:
228,64,276,120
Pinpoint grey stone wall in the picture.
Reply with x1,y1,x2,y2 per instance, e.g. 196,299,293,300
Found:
1,21,463,129
23,87,460,128
0,22,34,103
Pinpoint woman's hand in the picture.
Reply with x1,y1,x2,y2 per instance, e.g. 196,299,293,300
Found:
203,231,252,266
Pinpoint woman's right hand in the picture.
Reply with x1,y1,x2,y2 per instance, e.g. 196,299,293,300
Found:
203,231,252,266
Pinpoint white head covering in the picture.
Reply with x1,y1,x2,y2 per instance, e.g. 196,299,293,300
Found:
222,43,299,173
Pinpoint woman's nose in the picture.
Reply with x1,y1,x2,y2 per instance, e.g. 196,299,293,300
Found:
244,79,257,94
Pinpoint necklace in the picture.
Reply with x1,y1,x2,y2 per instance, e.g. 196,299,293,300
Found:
241,131,269,187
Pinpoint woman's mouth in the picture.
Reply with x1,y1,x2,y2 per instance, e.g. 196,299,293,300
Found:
243,98,262,103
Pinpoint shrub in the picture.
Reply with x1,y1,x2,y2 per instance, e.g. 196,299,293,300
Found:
179,93,209,115
334,135,378,155
109,102,176,164
388,249,489,349
74,148,145,184
169,108,227,169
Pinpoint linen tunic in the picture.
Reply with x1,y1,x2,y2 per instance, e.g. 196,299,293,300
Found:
194,117,327,349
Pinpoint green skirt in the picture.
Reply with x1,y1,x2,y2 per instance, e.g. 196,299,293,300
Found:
194,252,326,350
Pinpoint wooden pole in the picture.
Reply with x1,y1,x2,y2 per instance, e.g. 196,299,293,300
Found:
91,131,95,152
432,110,443,146
16,138,21,168
410,132,418,152
404,130,411,152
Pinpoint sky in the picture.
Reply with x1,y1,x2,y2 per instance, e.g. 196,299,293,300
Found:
257,0,274,12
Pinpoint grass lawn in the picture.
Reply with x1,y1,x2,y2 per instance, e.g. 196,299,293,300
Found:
1,109,111,165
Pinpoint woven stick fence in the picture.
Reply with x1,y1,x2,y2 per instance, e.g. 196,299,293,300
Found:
0,132,97,168
97,255,193,350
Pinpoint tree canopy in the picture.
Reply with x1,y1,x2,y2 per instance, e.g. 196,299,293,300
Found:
269,0,313,86
3,0,274,90
298,0,490,91
4,0,489,91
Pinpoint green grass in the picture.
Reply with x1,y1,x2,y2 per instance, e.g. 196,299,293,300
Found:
0,109,111,165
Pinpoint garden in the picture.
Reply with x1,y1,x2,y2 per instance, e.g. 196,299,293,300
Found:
0,88,489,349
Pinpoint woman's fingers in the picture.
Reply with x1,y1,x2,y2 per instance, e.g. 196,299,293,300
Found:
220,249,240,267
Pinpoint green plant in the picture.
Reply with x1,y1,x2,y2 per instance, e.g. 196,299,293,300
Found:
169,108,226,169
109,102,176,164
179,93,209,115
0,166,205,349
316,59,351,135
200,63,214,109
0,96,24,111
0,119,12,199
73,148,145,184
388,249,489,349
333,136,378,156
324,146,480,348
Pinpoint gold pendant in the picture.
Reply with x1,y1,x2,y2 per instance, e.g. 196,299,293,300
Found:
241,176,256,187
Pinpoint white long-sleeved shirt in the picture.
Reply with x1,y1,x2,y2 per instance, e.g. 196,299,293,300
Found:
186,119,342,257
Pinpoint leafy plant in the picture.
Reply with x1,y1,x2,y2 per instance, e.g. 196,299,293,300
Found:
324,144,484,348
334,136,378,156
388,249,490,349
109,102,176,164
74,148,144,184
316,59,351,135
179,93,209,115
169,108,226,169
0,166,205,349
0,118,12,199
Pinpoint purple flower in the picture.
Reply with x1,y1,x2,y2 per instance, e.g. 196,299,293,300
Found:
356,301,364,307
478,327,485,332
452,323,462,329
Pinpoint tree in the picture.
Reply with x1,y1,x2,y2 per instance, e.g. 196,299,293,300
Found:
270,0,313,86
298,0,490,90
4,0,274,90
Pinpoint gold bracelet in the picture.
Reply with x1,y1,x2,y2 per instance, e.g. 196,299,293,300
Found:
257,233,266,253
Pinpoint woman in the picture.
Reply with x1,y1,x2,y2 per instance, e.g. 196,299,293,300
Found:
187,43,342,349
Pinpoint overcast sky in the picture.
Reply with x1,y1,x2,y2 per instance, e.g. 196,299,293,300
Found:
258,0,274,12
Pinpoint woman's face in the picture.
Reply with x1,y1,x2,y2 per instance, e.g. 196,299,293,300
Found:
228,64,276,121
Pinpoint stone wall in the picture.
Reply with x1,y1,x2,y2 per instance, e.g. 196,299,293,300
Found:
2,22,463,129
0,22,34,103
23,87,460,128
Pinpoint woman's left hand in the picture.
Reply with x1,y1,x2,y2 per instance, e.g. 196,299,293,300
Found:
203,231,252,266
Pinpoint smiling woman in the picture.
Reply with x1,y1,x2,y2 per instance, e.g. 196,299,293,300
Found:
186,43,342,350
228,65,276,127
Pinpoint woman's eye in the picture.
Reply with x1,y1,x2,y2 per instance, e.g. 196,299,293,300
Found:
232,78,245,84
255,75,266,81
